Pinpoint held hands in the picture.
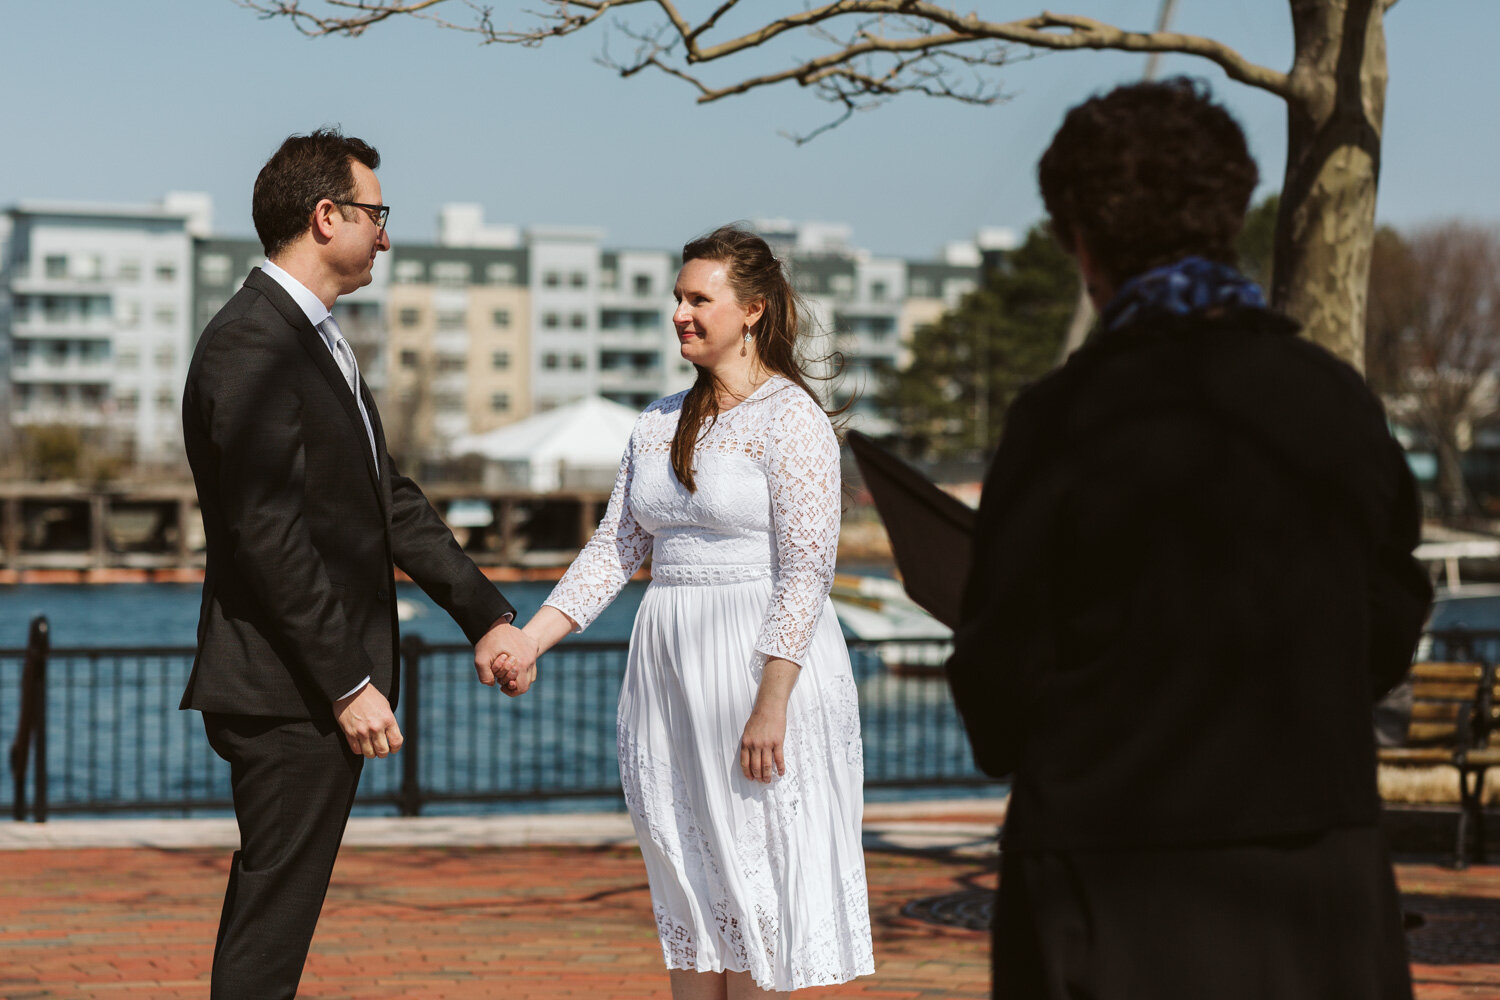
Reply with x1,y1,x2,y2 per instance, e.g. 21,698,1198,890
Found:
474,621,540,698
334,684,403,759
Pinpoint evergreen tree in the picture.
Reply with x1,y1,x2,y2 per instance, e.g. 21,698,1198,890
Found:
880,226,1075,461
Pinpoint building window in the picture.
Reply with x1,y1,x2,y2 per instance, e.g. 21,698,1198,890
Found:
491,392,511,412
485,263,517,285
492,350,510,370
156,261,177,282
156,389,175,412
436,354,465,373
44,255,67,278
154,305,177,327
199,254,232,286
543,313,560,329
543,353,560,370
830,274,854,297
432,261,470,287
118,258,141,282
118,348,139,369
569,271,587,288
945,278,977,300
399,307,422,327
394,260,423,284
434,393,464,414
155,344,177,368
569,353,585,370
116,391,139,414
543,271,561,288
492,309,510,328
118,301,141,328
435,309,466,330
400,349,420,369
633,274,652,297
569,313,586,330
870,280,888,301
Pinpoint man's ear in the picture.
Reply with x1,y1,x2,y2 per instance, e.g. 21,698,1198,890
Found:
310,198,339,241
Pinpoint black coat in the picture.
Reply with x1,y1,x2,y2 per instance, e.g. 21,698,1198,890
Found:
180,268,512,720
946,307,1431,851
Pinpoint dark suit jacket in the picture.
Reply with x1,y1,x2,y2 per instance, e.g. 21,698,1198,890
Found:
180,267,513,720
946,307,1432,852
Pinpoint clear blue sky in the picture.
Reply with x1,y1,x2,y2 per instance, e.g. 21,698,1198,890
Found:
1,1,1493,257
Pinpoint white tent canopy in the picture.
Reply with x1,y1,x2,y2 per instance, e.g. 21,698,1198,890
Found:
448,396,639,492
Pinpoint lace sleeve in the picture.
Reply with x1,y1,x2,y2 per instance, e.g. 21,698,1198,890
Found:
543,433,653,632
755,390,841,665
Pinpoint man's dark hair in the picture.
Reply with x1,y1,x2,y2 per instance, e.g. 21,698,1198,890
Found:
252,128,380,257
1037,77,1258,288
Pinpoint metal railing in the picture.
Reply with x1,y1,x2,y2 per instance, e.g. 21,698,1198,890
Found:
5,616,980,820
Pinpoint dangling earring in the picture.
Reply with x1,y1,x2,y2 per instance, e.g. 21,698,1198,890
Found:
741,326,751,357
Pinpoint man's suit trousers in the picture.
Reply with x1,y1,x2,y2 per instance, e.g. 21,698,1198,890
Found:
203,713,363,1000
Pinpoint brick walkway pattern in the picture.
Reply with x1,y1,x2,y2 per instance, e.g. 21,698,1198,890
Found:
2,843,1498,999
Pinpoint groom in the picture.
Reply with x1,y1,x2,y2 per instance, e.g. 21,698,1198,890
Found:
181,128,537,998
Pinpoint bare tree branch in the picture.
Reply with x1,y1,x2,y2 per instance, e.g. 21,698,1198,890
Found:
239,1,1293,107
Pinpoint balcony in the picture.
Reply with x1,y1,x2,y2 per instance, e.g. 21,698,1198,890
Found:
10,314,116,338
11,406,109,428
596,365,661,391
11,357,114,385
7,267,113,296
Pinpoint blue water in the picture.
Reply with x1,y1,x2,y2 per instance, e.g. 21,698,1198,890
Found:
0,580,640,649
0,582,1004,817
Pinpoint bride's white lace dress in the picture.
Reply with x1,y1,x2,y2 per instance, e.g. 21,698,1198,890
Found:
544,376,874,992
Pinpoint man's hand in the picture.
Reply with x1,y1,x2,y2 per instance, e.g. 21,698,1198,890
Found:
474,622,540,697
333,684,403,759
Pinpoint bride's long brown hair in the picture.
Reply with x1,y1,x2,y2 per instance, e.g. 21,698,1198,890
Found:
671,225,843,492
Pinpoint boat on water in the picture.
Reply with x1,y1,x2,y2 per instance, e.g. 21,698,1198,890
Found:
830,574,952,677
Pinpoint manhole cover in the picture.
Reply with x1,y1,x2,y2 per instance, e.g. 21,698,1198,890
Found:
901,889,1500,959
903,889,993,930
1402,894,1500,965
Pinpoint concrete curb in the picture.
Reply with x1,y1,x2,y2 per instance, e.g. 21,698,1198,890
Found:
0,798,1005,854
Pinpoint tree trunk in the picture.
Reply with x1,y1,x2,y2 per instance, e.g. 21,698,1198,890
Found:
1272,0,1388,370
1434,431,1472,521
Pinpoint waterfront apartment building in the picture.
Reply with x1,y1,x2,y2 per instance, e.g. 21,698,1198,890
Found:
2,195,990,468
0,195,209,466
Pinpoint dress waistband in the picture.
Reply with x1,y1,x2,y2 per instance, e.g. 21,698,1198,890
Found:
650,563,772,586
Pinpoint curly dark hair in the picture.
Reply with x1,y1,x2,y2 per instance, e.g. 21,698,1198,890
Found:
252,127,380,257
1037,77,1258,287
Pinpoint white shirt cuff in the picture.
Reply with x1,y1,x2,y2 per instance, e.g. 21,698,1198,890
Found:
338,676,372,702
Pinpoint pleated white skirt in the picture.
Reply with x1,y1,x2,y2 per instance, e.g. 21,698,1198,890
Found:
617,572,875,992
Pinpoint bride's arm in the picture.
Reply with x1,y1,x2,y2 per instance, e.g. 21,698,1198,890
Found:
499,430,651,694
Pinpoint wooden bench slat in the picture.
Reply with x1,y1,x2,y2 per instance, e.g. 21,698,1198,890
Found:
1410,682,1484,700
1410,662,1486,681
1379,747,1463,765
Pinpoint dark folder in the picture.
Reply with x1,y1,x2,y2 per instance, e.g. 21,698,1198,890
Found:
847,431,976,630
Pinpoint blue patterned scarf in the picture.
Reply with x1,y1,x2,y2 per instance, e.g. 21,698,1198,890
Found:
1100,255,1266,333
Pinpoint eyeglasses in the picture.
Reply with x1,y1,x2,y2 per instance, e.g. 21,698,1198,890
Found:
337,201,390,230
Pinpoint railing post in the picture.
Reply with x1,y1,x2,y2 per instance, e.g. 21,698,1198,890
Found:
32,617,47,823
9,615,49,822
398,635,424,818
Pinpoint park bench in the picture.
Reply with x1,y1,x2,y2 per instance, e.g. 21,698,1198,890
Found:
1378,658,1500,868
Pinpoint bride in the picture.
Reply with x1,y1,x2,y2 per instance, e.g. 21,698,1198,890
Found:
500,224,874,997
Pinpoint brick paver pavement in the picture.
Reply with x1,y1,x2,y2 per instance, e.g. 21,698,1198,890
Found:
2,837,1498,998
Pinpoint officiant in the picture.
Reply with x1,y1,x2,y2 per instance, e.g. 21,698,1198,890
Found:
945,78,1431,1000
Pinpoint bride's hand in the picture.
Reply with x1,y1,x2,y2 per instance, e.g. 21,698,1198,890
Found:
740,706,786,783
